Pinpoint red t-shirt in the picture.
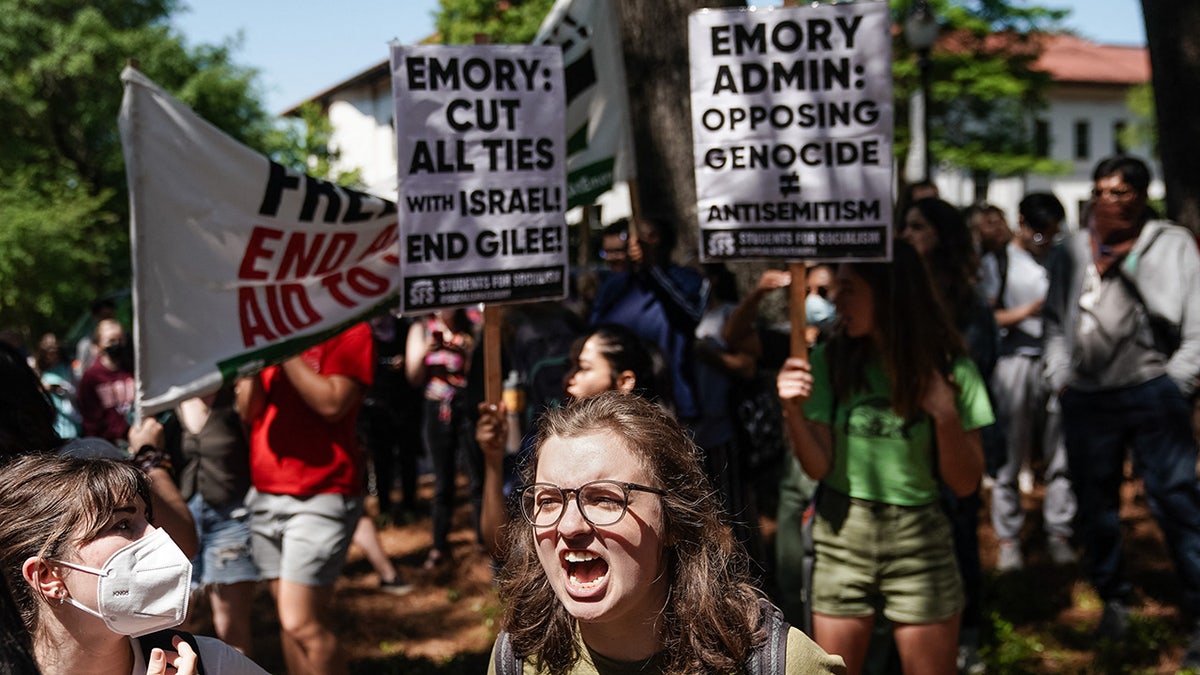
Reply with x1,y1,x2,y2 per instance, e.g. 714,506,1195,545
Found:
249,323,375,496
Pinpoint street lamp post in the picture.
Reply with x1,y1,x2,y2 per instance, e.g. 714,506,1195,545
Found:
904,0,938,184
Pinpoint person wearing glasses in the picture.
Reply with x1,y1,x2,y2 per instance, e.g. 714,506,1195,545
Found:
1043,155,1200,669
475,324,670,559
488,392,845,674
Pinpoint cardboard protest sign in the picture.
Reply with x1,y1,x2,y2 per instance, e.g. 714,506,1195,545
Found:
534,0,636,208
119,67,400,415
689,2,894,262
391,44,567,313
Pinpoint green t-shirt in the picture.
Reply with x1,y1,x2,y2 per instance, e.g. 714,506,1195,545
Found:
803,344,994,506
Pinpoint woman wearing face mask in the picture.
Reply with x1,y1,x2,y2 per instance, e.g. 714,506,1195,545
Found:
776,241,992,675
0,454,266,675
489,392,845,674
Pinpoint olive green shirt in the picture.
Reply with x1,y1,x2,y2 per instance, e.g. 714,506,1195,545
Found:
486,627,846,674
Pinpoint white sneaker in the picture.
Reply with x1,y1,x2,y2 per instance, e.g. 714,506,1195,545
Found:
957,644,986,674
997,539,1024,572
1018,468,1035,494
1046,535,1077,566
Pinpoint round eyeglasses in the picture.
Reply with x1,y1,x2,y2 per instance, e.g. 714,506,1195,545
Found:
516,480,667,528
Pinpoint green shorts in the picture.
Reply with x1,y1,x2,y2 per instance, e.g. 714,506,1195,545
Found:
810,489,963,624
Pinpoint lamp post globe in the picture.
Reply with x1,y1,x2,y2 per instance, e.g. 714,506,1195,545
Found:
904,1,937,183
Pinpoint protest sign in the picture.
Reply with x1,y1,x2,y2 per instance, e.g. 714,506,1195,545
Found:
689,2,894,262
120,67,400,415
534,0,636,208
391,44,567,313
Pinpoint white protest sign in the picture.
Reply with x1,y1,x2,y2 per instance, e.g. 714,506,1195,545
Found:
391,44,567,312
119,67,400,415
689,2,894,262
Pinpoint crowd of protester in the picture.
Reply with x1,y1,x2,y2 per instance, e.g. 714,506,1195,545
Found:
2,154,1200,674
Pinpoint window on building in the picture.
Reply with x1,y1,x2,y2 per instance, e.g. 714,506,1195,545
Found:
1034,119,1050,158
1113,120,1128,154
1074,120,1090,161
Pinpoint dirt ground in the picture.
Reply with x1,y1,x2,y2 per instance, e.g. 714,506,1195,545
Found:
194,471,1193,674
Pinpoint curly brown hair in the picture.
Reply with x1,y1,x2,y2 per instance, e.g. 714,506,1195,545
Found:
496,392,766,673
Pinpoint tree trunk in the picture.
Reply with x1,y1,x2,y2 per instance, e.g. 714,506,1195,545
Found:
615,0,744,264
1141,0,1200,233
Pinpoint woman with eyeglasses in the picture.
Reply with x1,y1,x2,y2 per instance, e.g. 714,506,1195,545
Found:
476,324,670,558
0,454,267,675
489,392,845,674
776,241,992,675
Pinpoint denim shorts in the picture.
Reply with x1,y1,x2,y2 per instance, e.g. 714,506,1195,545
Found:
249,491,362,587
811,489,964,624
187,493,259,588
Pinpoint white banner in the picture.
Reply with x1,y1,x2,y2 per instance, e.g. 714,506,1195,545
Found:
534,0,636,207
119,67,401,415
391,44,567,313
689,2,894,262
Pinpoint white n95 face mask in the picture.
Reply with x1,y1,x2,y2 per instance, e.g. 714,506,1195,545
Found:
53,527,192,637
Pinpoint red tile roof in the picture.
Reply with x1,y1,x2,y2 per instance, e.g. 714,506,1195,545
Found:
1033,33,1149,85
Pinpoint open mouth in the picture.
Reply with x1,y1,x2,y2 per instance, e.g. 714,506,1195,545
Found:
564,550,608,589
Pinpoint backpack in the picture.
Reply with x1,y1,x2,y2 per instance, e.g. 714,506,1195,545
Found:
492,597,790,674
138,629,206,674
729,371,789,475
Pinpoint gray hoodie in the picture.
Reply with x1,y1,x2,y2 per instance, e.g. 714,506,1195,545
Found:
1043,220,1200,397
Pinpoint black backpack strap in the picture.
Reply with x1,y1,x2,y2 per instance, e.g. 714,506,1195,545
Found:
748,598,790,675
139,629,205,675
494,630,522,675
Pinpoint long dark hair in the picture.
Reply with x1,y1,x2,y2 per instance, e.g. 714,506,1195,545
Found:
827,239,966,419
0,571,38,674
0,343,61,458
906,197,980,328
566,324,674,410
497,393,765,674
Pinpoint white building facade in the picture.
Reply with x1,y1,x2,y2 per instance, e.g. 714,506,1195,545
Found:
293,34,1154,232
934,34,1156,230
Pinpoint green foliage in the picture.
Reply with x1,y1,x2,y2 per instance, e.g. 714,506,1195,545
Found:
272,102,364,187
0,0,310,338
981,612,1045,673
891,0,1072,181
436,0,556,44
1121,82,1157,153
0,177,114,336
1089,613,1178,674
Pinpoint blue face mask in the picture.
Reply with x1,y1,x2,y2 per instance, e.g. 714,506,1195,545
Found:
806,293,837,331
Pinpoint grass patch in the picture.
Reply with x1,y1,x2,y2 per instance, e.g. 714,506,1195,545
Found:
980,612,1045,673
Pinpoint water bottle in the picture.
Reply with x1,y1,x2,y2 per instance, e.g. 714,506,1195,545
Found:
502,370,526,455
